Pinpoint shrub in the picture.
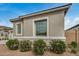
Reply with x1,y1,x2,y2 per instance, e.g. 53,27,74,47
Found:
6,39,19,50
71,41,77,48
70,41,77,54
50,40,66,54
19,40,32,52
33,39,46,55
3,38,9,40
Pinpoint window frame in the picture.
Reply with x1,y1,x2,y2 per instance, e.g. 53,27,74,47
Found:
35,19,47,36
33,17,49,37
16,22,22,35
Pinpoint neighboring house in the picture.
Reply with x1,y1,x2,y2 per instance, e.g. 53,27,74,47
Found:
8,29,13,39
65,24,79,46
10,4,71,41
0,26,13,40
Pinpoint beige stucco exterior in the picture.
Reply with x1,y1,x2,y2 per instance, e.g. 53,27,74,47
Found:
13,10,65,39
11,4,71,40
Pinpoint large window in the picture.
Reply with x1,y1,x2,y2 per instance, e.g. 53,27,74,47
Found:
16,23,22,35
35,19,47,36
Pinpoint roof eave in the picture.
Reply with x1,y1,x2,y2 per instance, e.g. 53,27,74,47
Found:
10,3,72,22
66,24,79,31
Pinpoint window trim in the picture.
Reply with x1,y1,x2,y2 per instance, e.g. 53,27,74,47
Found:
16,22,22,35
33,17,49,37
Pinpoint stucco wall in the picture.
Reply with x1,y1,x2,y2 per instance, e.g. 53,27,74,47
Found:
23,18,33,36
49,11,64,37
13,10,65,39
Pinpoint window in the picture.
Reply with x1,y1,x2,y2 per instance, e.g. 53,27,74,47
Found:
16,23,22,35
35,19,47,36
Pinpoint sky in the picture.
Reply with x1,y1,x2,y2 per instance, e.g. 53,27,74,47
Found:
0,3,79,30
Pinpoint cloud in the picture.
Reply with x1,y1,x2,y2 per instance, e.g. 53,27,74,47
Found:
0,21,13,27
65,16,79,30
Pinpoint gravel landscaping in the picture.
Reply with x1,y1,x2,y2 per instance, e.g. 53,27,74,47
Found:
0,44,78,56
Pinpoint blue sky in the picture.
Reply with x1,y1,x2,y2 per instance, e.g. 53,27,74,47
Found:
0,3,79,30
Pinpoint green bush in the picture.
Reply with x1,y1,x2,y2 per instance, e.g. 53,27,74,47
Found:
19,40,32,52
71,41,77,48
3,38,9,40
50,40,66,54
33,39,46,55
6,39,19,50
70,41,77,54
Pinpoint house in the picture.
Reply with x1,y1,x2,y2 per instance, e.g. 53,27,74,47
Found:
10,4,71,42
0,26,13,40
65,24,79,46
